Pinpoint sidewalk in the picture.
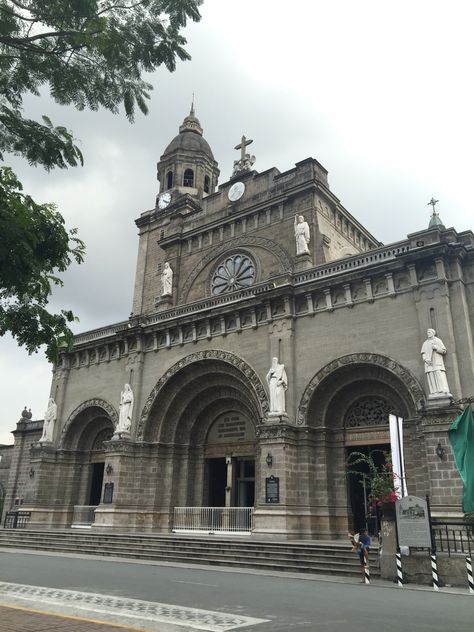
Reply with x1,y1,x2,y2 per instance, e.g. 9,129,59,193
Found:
0,604,140,631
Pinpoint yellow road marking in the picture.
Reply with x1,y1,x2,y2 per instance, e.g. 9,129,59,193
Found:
0,601,148,630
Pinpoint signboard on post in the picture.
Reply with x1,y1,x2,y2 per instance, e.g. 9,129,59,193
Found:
396,495,431,547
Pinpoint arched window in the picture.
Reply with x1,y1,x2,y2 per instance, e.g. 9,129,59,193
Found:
204,175,210,194
166,171,173,190
183,168,194,187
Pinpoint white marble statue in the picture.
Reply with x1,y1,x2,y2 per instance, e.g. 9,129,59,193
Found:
161,262,173,297
117,383,134,433
266,357,288,414
294,215,310,255
421,328,451,396
40,398,57,443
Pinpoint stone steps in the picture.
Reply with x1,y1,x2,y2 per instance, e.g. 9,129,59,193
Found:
0,530,380,577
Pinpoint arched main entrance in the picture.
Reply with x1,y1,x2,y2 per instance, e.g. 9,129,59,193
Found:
139,352,267,525
299,354,423,536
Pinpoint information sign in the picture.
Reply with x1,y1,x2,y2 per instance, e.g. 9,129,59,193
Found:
265,476,279,504
396,495,431,548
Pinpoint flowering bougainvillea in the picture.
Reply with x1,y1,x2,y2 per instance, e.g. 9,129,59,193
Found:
347,450,400,509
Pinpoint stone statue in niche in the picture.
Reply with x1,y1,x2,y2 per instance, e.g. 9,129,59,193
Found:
40,398,57,443
117,383,134,434
421,328,451,397
294,215,310,255
161,262,173,297
266,357,288,414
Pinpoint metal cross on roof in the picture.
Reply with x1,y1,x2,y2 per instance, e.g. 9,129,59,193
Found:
428,197,439,212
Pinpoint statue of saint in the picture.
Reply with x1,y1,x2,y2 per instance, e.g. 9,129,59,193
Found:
161,262,173,297
266,357,288,414
117,383,134,433
294,215,310,255
40,398,57,443
421,328,451,396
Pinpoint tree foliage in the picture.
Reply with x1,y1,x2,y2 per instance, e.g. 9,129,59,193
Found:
0,0,202,360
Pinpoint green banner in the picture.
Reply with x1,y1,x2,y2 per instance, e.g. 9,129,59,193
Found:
448,406,474,513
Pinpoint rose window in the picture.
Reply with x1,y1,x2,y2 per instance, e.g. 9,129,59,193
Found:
211,254,256,296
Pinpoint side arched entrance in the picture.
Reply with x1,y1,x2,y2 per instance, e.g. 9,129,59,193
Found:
29,401,116,527
299,354,423,537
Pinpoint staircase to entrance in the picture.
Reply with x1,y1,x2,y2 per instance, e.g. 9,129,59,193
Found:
0,529,379,578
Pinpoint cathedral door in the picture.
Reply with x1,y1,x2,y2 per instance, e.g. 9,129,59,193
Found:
207,458,227,507
235,458,255,507
346,444,390,535
204,412,256,508
89,462,105,506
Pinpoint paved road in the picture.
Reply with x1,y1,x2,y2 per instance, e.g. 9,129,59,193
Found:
0,550,472,631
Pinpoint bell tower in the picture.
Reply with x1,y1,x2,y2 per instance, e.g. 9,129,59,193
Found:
156,106,219,205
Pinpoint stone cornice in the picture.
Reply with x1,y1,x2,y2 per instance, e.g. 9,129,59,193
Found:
67,236,466,370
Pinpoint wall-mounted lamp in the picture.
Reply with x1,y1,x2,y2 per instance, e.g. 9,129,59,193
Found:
105,463,113,475
28,468,35,478
436,442,445,460
266,452,273,467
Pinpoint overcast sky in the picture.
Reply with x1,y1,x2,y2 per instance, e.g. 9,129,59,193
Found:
1,0,473,444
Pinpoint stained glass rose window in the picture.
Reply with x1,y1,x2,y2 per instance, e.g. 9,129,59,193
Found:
211,254,256,296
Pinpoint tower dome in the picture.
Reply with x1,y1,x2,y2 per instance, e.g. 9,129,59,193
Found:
157,107,219,202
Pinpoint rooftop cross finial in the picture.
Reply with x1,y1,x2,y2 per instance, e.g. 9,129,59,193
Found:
428,197,439,214
427,197,445,229
231,135,256,177
234,135,253,162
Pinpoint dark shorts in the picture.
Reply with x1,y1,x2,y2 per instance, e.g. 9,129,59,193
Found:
358,549,369,565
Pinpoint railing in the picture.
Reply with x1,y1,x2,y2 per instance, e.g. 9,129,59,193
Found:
3,511,31,529
71,505,97,528
432,520,473,555
74,322,129,345
148,283,277,324
293,240,411,285
173,507,254,534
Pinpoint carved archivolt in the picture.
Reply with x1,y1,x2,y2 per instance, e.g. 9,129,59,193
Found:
60,398,118,447
179,236,293,303
297,353,424,426
137,350,269,440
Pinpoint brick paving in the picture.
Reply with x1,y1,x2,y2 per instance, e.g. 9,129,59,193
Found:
0,605,139,631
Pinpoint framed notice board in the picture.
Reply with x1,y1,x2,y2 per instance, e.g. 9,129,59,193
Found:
265,475,280,503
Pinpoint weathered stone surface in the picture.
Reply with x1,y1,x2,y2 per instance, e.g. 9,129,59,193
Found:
4,112,474,538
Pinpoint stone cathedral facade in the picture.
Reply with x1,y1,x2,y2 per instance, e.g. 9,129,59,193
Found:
4,109,474,538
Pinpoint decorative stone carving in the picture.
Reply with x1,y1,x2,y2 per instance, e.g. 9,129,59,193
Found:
39,398,57,443
266,357,288,414
116,383,134,435
294,215,310,255
161,262,173,297
256,423,297,439
60,399,118,447
421,329,452,398
297,353,424,426
92,428,114,451
137,350,269,440
211,254,256,295
179,237,292,304
345,398,393,428
20,407,32,420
